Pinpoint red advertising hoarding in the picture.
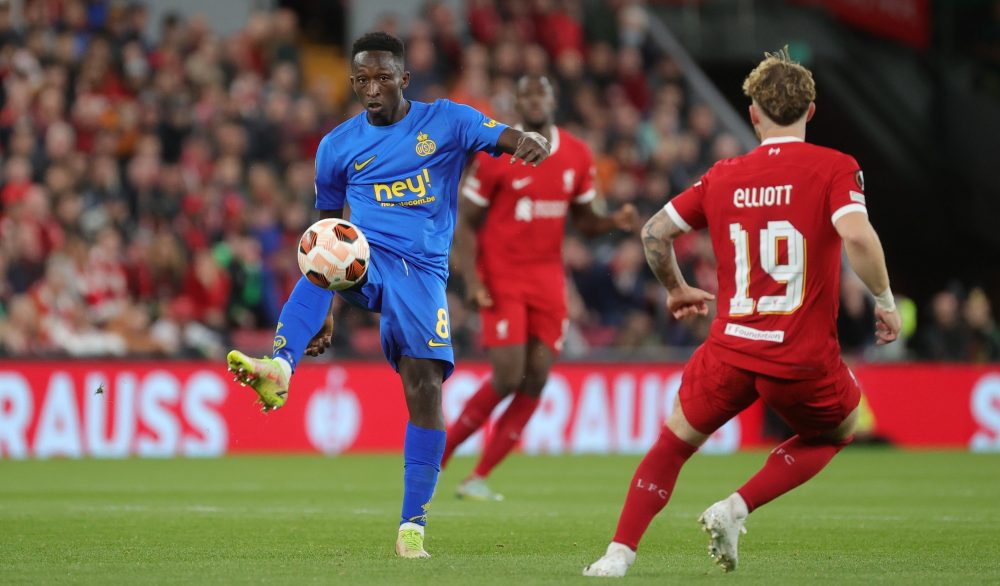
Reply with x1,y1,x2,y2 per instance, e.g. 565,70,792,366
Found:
0,361,997,459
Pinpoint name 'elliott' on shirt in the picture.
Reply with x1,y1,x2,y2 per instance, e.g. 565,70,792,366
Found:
733,185,793,208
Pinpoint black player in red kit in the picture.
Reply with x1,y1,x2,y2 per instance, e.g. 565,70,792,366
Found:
442,75,638,501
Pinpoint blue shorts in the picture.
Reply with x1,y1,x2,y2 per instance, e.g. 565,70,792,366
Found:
338,245,455,379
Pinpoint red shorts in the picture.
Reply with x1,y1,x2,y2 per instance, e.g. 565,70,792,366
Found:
479,267,566,353
678,344,861,438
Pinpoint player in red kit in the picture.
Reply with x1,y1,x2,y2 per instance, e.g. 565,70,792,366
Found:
442,75,638,501
584,48,902,577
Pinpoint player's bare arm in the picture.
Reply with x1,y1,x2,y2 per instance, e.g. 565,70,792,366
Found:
496,127,551,166
642,208,715,320
834,212,901,344
304,207,344,357
571,200,641,236
454,195,493,308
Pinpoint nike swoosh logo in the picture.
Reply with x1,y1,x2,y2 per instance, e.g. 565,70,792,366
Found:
354,155,377,171
511,177,533,190
427,339,451,348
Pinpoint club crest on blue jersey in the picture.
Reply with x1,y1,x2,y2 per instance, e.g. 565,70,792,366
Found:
415,132,436,157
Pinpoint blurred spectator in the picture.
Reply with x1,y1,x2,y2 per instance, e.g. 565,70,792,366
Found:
535,0,585,60
0,294,46,355
564,235,621,330
964,288,1000,362
181,249,230,329
916,290,972,361
838,272,875,359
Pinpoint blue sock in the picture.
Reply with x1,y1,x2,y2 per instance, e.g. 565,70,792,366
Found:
401,422,446,526
272,276,334,371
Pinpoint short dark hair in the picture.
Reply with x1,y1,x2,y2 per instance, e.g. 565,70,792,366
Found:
351,32,405,62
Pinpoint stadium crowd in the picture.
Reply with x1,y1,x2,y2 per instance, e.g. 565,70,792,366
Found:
0,0,996,363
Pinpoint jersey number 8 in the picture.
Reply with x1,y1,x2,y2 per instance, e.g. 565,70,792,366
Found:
435,308,450,339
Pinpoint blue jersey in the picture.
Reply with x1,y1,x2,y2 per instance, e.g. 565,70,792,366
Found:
314,99,508,280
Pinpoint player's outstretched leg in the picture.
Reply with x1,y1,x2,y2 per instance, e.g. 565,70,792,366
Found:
700,400,858,572
696,433,851,572
583,426,698,577
698,428,850,572
227,276,333,411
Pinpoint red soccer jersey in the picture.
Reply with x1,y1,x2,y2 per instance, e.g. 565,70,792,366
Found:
666,136,868,379
462,127,596,274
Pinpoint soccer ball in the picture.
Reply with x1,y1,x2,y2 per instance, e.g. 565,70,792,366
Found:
297,218,370,290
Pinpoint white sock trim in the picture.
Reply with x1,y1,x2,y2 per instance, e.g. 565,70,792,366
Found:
607,541,637,562
399,522,424,536
728,492,749,519
273,357,292,380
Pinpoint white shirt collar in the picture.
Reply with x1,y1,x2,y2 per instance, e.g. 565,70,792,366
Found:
760,136,805,146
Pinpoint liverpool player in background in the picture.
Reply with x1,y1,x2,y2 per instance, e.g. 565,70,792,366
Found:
584,48,901,577
441,75,639,501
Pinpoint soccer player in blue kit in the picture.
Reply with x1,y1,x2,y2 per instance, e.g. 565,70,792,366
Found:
226,32,551,558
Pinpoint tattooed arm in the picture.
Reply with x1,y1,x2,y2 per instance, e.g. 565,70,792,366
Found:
642,209,686,290
642,208,715,320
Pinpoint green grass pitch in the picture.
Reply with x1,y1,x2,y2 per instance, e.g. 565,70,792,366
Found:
2,450,999,585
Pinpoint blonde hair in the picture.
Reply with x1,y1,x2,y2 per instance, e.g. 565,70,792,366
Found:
742,46,816,126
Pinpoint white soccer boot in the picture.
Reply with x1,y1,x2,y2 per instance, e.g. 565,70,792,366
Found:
698,493,749,572
455,476,504,501
582,542,636,577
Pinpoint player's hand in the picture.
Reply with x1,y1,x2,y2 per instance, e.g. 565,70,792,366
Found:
874,306,901,345
612,204,641,232
305,312,335,356
510,131,550,167
466,280,494,309
666,285,715,320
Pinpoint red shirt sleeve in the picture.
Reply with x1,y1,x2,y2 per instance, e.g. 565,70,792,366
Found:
461,152,502,207
664,172,709,232
828,154,867,225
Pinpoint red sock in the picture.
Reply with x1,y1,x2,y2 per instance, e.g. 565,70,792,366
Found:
612,427,698,551
441,380,505,469
737,435,850,513
473,393,540,478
